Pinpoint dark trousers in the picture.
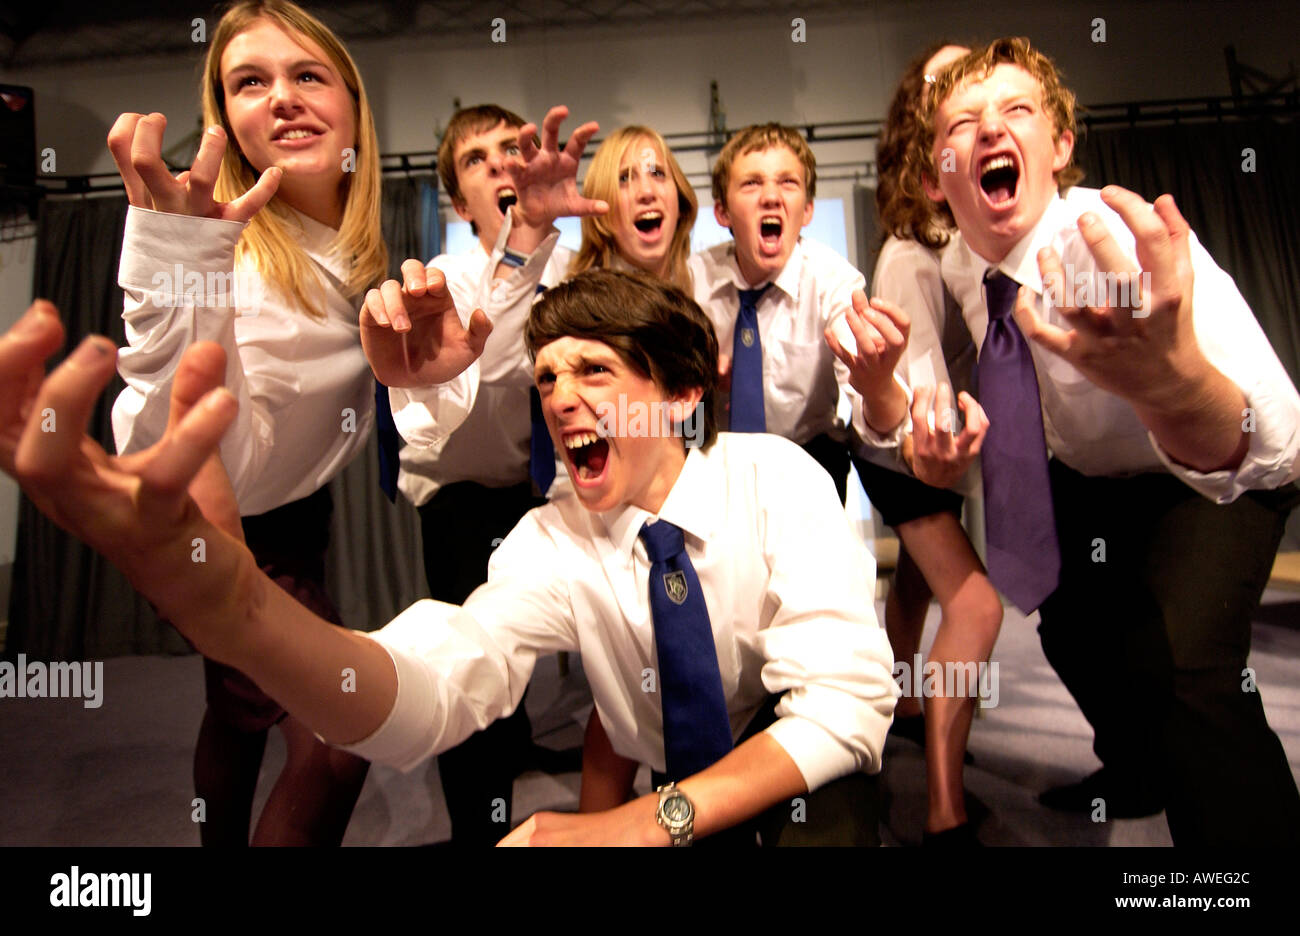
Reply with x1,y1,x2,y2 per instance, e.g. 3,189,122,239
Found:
419,480,545,845
801,433,850,505
653,695,882,846
1037,461,1300,845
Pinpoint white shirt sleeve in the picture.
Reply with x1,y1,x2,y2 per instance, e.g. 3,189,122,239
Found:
1145,231,1300,502
112,207,273,496
751,442,897,790
339,508,580,772
386,214,562,451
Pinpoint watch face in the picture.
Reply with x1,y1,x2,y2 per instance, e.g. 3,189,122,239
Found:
663,794,691,823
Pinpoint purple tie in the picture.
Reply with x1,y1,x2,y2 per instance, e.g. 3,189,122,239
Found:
979,270,1060,613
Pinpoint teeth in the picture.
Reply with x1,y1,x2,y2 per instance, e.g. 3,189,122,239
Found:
981,155,1014,174
564,431,599,449
279,129,315,140
637,211,662,221
499,188,516,198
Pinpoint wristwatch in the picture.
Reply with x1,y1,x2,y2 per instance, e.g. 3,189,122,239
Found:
656,782,695,846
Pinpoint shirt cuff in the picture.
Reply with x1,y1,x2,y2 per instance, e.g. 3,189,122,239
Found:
389,364,479,448
119,206,247,311
1148,380,1300,504
486,211,561,300
335,622,442,773
849,372,912,450
763,714,864,792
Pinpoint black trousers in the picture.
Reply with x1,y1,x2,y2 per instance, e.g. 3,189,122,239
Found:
419,480,545,845
652,695,882,846
1037,461,1300,845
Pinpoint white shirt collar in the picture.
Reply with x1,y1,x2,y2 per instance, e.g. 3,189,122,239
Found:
991,192,1073,295
705,238,804,305
600,442,721,558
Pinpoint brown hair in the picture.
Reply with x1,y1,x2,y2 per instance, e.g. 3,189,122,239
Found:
202,0,386,316
526,268,719,449
876,40,965,249
711,123,816,210
437,104,528,205
569,127,698,293
918,37,1084,227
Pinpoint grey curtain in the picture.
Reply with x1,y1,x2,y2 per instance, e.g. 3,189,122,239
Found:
1076,118,1300,385
8,177,436,660
1076,118,1300,548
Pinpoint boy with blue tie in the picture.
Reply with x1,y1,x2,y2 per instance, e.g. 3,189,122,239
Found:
2,267,896,845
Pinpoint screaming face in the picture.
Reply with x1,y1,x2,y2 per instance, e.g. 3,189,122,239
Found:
924,62,1074,263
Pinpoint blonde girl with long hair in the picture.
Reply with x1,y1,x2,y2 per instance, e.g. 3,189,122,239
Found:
108,0,387,845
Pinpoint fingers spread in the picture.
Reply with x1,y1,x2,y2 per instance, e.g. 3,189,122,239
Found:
139,387,237,501
540,105,569,152
166,342,228,431
14,336,118,484
108,113,150,207
187,126,227,214
228,166,281,223
564,120,600,161
130,113,181,211
1076,209,1138,281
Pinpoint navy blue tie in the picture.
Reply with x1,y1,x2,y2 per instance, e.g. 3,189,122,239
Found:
979,270,1060,612
528,283,556,496
639,519,733,780
375,379,400,502
729,284,770,432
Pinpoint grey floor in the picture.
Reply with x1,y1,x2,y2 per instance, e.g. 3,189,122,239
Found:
2,592,1297,846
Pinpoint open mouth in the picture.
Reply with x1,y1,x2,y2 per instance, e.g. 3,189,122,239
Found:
979,154,1019,207
497,188,517,215
759,216,783,253
633,210,664,236
563,430,610,482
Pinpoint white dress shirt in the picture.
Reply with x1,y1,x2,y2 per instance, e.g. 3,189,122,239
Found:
390,221,573,506
937,186,1300,503
113,206,372,517
342,432,897,791
689,238,862,446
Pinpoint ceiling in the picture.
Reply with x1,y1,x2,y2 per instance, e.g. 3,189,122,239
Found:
0,0,863,68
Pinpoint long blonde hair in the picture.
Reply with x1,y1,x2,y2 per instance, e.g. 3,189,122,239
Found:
570,127,697,293
201,0,386,317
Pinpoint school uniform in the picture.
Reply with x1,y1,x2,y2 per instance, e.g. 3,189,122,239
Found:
926,186,1300,844
390,216,573,844
689,238,863,502
850,235,971,527
343,431,898,844
113,205,370,736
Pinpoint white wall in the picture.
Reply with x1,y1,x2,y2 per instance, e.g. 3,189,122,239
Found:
2,0,1295,179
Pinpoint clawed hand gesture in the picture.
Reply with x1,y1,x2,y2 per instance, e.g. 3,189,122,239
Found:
506,106,608,229
906,383,987,489
108,112,280,222
361,260,493,388
0,302,251,652
825,290,910,401
1012,185,1201,408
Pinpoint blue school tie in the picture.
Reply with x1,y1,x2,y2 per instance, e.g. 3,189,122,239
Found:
375,379,400,502
528,283,556,496
979,270,1060,612
729,284,771,432
639,519,734,780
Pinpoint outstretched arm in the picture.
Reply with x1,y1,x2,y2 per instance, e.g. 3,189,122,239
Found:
3,302,398,744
